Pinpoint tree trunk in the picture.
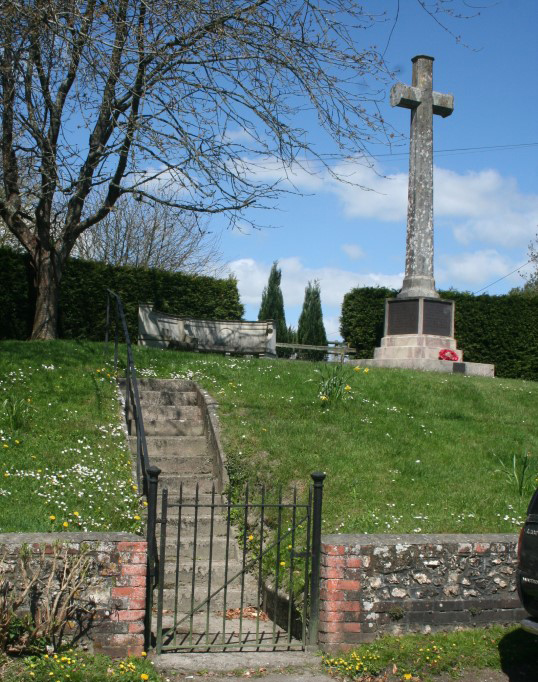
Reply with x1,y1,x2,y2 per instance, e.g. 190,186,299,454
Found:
30,247,63,340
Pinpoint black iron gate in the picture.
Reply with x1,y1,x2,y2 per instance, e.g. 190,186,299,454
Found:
146,473,325,653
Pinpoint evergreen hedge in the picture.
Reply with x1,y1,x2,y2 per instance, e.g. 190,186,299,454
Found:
0,247,244,342
340,286,538,380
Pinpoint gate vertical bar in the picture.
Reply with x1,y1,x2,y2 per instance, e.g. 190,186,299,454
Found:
272,486,283,645
206,484,216,646
156,488,168,654
239,483,249,647
256,485,265,647
189,483,200,647
287,487,297,644
308,471,326,648
173,482,184,646
144,465,161,652
222,495,231,645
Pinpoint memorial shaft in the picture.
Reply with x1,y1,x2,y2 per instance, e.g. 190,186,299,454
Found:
390,55,454,299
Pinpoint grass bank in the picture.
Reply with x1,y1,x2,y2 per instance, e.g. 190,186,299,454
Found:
0,340,142,533
322,625,538,680
132,346,538,535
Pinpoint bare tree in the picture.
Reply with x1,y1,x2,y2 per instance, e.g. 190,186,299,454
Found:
0,0,472,338
74,197,224,275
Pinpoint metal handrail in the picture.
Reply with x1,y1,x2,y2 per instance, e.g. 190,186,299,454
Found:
105,289,161,651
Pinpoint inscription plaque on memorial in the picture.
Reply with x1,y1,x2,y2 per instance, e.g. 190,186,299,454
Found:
423,300,453,336
387,299,419,335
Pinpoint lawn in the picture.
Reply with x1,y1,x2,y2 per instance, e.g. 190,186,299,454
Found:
322,625,538,680
0,340,142,533
2,340,537,536
132,345,538,535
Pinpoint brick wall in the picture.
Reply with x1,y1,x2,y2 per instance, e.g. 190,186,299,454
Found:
319,533,525,652
0,532,146,658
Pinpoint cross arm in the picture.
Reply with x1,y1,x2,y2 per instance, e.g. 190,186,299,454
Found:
432,92,454,118
390,83,420,110
390,83,454,118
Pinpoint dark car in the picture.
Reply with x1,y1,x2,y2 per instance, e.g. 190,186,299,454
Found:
517,488,538,635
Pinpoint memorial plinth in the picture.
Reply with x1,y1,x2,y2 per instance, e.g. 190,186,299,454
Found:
375,297,461,362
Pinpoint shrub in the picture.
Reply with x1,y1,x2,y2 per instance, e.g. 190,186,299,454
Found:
0,247,244,342
339,286,538,380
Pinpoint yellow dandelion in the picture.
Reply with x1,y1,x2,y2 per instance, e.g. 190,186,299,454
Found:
248,535,254,541
14,439,20,445
2,444,8,449
353,366,361,372
344,385,351,391
141,652,147,657
73,511,80,517
363,368,369,373
133,515,141,521
63,521,69,528
140,675,149,681
49,515,56,521
280,561,286,567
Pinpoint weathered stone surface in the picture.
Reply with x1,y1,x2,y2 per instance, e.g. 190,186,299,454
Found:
391,55,454,300
318,533,524,651
138,304,276,356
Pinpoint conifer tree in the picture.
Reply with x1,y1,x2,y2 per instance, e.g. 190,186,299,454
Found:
258,262,288,344
298,280,327,360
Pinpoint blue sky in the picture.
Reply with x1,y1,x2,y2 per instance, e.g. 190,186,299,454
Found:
214,1,538,340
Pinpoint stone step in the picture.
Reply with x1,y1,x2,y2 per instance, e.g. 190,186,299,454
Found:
164,537,240,561
129,435,207,457
123,378,197,392
151,455,213,475
143,419,204,437
132,405,202,422
158,474,215,494
137,390,198,406
160,561,233,587
160,583,246,608
154,612,288,650
160,513,229,535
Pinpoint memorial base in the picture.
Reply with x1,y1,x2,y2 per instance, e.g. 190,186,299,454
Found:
357,295,495,376
354,357,495,377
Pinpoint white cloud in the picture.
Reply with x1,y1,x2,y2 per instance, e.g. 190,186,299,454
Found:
245,158,538,250
434,168,538,247
341,243,365,260
227,257,402,309
438,249,518,289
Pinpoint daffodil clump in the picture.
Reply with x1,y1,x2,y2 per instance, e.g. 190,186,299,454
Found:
1,650,160,682
0,342,143,533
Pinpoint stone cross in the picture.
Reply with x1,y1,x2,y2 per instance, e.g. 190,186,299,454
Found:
391,55,454,299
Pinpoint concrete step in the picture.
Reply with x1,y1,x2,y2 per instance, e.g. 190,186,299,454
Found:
161,514,229,535
155,612,288,649
158,474,216,494
133,405,201,421
164,538,241,561
129,435,207,457
152,455,213,475
123,378,197,392
138,390,198,406
160,583,245,608
161,562,234,587
143,419,204,437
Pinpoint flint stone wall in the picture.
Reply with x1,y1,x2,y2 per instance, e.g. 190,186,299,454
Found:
0,533,146,658
319,533,525,652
